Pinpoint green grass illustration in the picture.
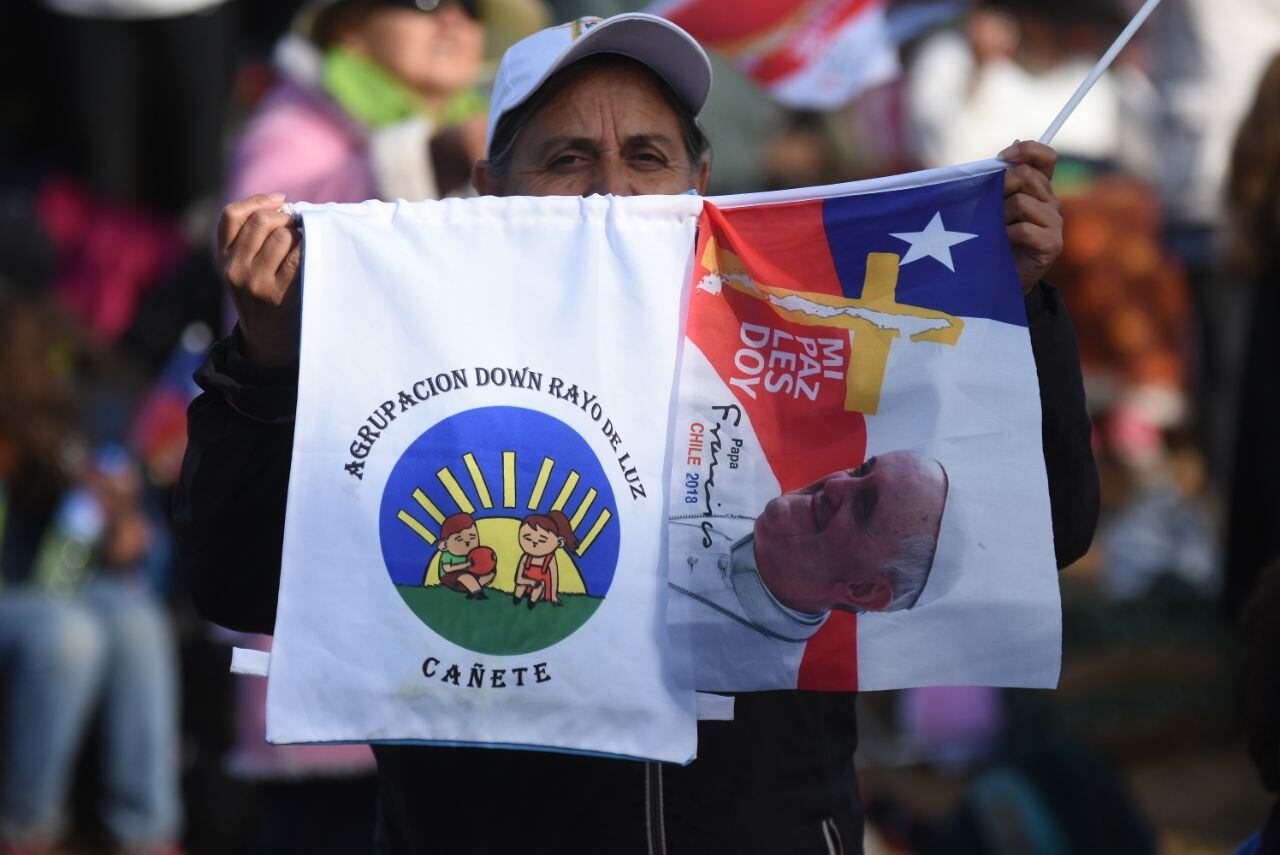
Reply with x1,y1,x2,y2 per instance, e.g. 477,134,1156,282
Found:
395,584,603,656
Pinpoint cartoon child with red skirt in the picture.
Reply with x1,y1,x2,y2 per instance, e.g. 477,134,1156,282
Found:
435,513,497,600
513,510,577,610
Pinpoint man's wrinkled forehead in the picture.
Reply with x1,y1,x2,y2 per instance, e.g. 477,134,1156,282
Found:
503,58,692,163
534,55,680,116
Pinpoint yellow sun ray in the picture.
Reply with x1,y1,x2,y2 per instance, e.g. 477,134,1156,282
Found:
528,457,554,509
569,488,597,529
412,489,445,524
436,467,475,514
503,451,516,507
577,508,612,555
397,510,436,544
551,471,580,512
463,453,493,508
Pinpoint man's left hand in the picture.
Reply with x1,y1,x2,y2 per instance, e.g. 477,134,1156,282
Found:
1000,141,1064,294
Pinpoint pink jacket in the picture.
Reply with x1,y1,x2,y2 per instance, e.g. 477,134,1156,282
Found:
225,78,379,205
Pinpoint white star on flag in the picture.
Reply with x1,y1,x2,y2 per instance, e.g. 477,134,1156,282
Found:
890,212,978,272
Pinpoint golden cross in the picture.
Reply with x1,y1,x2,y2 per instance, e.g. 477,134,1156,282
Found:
699,238,964,414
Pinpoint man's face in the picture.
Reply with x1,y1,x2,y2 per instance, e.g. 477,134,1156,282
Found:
475,59,710,198
754,450,947,613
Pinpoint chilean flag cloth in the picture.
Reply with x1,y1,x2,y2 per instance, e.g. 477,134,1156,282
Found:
668,161,1061,693
648,0,899,108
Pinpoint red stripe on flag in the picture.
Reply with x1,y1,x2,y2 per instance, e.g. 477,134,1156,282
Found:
798,611,859,690
702,199,843,298
661,0,810,47
688,211,867,492
746,0,880,86
689,203,869,690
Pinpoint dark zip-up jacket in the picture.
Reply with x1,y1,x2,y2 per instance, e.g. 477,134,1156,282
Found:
175,281,1097,855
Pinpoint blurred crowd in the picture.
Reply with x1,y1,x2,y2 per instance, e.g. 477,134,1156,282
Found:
1,0,1279,853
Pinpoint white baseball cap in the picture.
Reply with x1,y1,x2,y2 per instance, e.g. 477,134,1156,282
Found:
485,13,713,156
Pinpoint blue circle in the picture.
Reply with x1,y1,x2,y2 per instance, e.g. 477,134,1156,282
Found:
379,406,621,596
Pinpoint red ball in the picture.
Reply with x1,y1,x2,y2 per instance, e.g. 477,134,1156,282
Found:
467,546,497,575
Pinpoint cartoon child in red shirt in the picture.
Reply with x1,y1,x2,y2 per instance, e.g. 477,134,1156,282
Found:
436,513,496,600
513,510,577,610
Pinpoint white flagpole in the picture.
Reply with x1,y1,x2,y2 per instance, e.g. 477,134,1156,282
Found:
1038,0,1165,145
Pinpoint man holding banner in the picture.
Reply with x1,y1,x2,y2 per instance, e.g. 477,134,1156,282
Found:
177,12,1097,854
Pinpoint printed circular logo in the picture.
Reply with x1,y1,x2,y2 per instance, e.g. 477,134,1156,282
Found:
379,406,620,655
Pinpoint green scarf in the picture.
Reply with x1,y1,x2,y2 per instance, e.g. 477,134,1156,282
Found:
323,46,426,128
322,47,489,130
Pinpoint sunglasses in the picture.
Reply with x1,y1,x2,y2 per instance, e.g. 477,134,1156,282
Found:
398,0,481,20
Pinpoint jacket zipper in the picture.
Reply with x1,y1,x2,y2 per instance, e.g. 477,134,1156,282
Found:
822,817,843,855
644,762,667,855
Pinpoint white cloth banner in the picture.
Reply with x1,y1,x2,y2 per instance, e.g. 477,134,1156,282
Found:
267,194,701,762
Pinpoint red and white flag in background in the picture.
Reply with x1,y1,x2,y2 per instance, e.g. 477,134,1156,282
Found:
647,0,900,109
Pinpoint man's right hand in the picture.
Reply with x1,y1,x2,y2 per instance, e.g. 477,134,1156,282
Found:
217,193,303,367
